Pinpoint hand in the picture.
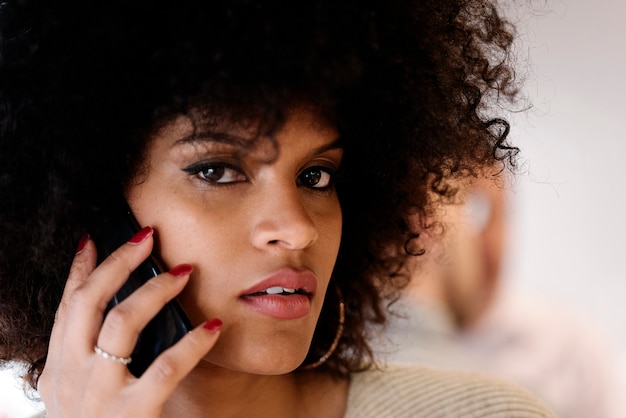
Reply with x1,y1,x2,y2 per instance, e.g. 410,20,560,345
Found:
38,228,221,417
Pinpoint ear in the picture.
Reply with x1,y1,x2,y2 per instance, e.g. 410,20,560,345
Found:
470,181,508,310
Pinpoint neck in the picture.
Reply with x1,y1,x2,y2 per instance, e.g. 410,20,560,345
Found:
163,362,348,418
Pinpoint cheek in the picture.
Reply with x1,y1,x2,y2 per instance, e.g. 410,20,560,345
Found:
156,214,244,322
157,211,242,270
317,201,343,270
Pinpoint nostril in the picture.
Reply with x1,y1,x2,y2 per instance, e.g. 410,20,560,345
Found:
251,216,319,250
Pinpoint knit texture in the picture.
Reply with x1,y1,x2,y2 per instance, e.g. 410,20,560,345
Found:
344,365,557,418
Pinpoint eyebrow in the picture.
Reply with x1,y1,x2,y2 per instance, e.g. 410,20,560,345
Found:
309,138,343,156
174,131,252,148
174,131,343,155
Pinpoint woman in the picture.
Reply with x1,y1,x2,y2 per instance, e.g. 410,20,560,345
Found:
0,0,555,416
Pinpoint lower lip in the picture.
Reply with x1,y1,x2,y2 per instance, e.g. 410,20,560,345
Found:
240,294,312,319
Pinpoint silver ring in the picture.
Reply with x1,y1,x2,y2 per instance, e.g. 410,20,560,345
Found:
93,345,132,365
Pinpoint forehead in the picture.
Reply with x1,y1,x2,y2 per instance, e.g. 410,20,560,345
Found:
152,106,338,155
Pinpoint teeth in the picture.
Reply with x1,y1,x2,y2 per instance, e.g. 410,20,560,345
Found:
265,286,296,294
266,286,283,294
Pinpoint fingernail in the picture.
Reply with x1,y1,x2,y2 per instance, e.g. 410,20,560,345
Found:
169,263,193,278
203,318,223,332
76,233,90,254
128,226,153,244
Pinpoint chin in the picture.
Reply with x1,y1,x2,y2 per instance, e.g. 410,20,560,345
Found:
251,360,305,375
210,354,308,376
206,332,313,375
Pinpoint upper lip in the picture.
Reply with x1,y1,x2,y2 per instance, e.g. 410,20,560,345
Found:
240,268,318,297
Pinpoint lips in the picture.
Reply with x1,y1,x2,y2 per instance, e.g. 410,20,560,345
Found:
240,269,318,320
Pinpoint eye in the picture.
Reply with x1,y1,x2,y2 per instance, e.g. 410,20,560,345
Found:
297,166,335,190
183,162,247,184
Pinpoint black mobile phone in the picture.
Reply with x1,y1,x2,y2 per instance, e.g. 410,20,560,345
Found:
93,205,193,377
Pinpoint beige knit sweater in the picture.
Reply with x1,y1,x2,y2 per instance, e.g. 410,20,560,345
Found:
344,365,558,418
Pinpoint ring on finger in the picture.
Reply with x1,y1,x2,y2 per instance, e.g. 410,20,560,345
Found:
93,345,132,365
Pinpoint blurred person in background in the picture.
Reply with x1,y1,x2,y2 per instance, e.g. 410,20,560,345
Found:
370,173,626,418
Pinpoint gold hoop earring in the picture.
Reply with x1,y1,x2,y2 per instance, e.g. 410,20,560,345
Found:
301,287,345,370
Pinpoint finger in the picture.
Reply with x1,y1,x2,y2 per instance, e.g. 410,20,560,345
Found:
95,264,193,362
56,234,97,317
55,227,155,358
79,226,155,313
136,319,223,404
48,235,98,354
39,236,100,416
66,233,96,290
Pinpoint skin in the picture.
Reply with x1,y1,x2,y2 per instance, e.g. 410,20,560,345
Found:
38,107,348,417
405,176,506,328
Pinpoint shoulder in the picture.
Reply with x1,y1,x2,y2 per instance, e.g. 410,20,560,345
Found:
344,364,557,418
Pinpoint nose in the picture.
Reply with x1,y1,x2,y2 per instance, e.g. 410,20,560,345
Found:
250,186,319,251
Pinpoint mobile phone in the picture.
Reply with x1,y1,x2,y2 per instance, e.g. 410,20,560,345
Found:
93,205,193,377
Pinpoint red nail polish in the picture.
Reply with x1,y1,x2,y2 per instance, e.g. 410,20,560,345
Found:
76,233,90,254
203,318,223,332
128,226,153,244
169,263,193,278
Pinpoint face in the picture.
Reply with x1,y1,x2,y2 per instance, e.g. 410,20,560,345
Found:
440,182,505,327
126,107,343,374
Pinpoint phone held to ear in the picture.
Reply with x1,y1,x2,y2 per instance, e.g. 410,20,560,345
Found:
93,205,193,377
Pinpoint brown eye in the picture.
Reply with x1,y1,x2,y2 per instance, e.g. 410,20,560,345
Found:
298,166,333,189
199,165,225,182
183,162,247,184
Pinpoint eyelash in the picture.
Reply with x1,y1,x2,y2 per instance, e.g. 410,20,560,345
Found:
182,162,247,185
182,162,338,192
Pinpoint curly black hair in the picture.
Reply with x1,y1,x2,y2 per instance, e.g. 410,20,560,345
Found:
0,0,519,390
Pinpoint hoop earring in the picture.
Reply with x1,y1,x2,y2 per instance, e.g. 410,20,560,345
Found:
301,286,345,370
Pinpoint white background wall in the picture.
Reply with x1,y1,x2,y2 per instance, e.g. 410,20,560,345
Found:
2,0,626,416
502,0,626,384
